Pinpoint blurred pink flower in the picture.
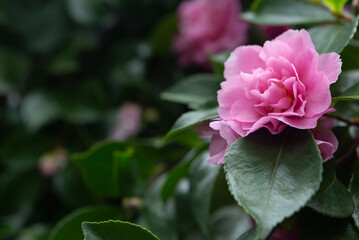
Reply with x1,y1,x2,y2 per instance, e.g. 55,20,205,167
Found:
108,102,142,141
310,116,338,162
174,0,248,67
39,147,68,177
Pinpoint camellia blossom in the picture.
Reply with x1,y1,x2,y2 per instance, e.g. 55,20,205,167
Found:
174,0,248,67
310,116,339,162
218,29,341,137
199,29,341,164
196,120,240,164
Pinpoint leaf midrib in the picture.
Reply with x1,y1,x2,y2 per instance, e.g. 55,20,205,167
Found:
264,132,287,217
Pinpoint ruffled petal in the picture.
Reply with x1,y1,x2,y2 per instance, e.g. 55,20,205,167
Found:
318,52,342,84
224,45,265,78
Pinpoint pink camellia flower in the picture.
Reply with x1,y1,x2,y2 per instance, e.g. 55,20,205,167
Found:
217,29,341,137
310,116,339,162
196,120,240,164
198,29,341,164
174,0,248,67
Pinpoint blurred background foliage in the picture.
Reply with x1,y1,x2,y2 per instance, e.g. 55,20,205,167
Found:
0,0,254,239
2,0,359,239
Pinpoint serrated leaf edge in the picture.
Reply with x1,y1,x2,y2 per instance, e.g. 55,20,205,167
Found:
224,133,323,240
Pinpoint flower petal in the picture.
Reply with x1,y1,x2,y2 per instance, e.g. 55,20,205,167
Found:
318,52,342,84
224,45,265,78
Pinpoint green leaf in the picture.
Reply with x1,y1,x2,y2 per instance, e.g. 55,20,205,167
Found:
333,83,359,102
142,175,178,240
322,0,348,15
237,228,257,240
49,206,123,240
308,16,359,54
189,151,221,235
225,128,323,239
210,206,252,240
82,220,159,240
150,13,177,55
161,150,197,203
72,141,135,198
331,70,359,97
341,43,359,71
210,52,230,77
165,107,218,141
307,159,354,218
161,74,222,109
53,163,96,208
349,161,359,229
241,0,336,26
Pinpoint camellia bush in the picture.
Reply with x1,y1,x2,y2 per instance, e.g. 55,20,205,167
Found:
1,0,359,239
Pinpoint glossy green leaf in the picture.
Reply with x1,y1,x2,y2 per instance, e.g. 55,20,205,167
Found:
341,42,359,70
349,161,359,229
308,16,359,54
331,70,359,97
307,160,354,218
82,220,159,240
161,74,222,108
210,52,230,77
142,175,178,240
210,206,252,240
225,128,323,239
189,151,221,235
237,228,257,240
49,206,123,240
72,141,135,198
173,178,198,237
241,0,336,26
334,83,359,102
323,0,348,15
165,107,218,141
161,150,197,203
